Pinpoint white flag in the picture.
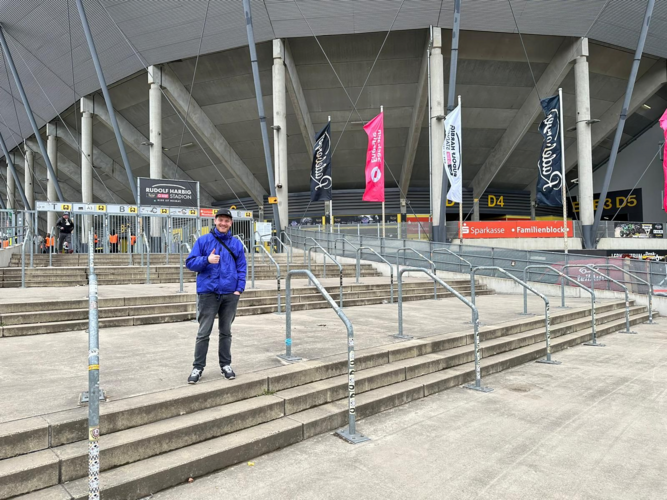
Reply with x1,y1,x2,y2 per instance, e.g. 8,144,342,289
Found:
442,105,462,203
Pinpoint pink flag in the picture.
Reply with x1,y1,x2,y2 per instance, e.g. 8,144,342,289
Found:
362,112,384,202
661,108,667,212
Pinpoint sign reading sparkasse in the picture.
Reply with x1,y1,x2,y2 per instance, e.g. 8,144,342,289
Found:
138,178,199,208
459,221,573,239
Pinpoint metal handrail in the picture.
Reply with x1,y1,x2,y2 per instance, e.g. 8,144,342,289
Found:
472,266,558,364
524,265,598,346
233,234,249,254
178,239,192,294
397,267,490,392
306,236,341,278
270,236,291,269
304,236,321,263
141,231,151,284
126,226,132,265
251,244,282,312
356,246,394,303
20,227,32,288
306,244,344,307
279,269,367,444
163,228,170,264
592,263,654,324
333,236,355,257
563,265,635,335
430,247,472,274
396,248,437,299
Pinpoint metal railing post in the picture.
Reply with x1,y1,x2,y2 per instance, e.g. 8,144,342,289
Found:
278,269,369,444
593,263,655,325
356,246,394,303
143,232,151,284
563,264,635,338
49,225,55,267
86,229,101,500
253,244,282,313
397,267,490,391
524,265,597,348
473,266,560,364
20,228,32,288
396,248,437,299
430,248,472,275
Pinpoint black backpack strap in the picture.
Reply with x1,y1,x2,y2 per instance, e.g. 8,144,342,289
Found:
211,233,237,262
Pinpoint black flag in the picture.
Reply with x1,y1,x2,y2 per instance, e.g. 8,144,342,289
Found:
310,122,332,202
536,95,563,207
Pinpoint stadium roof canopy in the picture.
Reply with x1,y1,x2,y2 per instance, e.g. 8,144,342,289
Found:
0,0,666,207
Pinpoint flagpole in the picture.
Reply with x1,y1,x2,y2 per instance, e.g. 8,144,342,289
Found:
327,115,333,232
380,106,385,238
458,95,463,245
559,88,568,254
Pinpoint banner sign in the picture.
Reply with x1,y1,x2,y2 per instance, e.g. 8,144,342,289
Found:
106,204,138,215
571,188,643,221
536,95,563,207
459,220,574,239
442,104,462,203
362,112,384,202
36,201,73,212
199,208,253,219
660,108,667,212
138,178,199,208
72,203,106,214
140,206,170,216
614,222,664,238
310,122,332,202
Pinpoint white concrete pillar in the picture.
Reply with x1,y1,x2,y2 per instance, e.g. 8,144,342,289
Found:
149,82,162,180
24,149,34,210
273,39,289,231
46,125,58,232
429,28,444,236
81,110,93,240
574,54,595,248
6,162,14,209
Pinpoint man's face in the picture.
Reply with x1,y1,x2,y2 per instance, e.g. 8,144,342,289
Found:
215,215,233,233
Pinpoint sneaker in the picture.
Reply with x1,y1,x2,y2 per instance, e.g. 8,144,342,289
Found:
188,368,203,384
222,365,236,380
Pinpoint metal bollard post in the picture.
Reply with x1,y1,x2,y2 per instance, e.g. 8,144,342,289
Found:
86,231,101,499
251,247,255,288
178,242,185,294
463,307,493,392
278,275,301,362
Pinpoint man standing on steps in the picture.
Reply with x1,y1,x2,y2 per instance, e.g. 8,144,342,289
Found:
185,208,247,384
56,212,75,253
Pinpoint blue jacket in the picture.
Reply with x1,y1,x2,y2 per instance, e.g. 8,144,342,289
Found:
186,229,247,295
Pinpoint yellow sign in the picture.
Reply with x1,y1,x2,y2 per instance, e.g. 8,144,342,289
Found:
268,197,278,204
230,205,237,210
244,211,252,218
61,204,71,211
96,205,106,212
189,209,197,216
129,206,137,213
488,195,504,208
160,208,169,214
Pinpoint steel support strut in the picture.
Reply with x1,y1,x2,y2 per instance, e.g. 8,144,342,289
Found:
0,26,64,203
74,0,138,204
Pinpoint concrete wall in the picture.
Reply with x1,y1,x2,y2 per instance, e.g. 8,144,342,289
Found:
572,121,666,223
0,245,20,268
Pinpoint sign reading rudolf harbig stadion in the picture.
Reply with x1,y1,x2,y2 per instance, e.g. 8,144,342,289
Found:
138,178,200,210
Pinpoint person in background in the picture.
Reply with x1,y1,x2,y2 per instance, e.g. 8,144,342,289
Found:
109,229,119,253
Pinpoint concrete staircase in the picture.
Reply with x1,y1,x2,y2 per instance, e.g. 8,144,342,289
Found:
0,281,488,337
0,260,381,288
0,299,654,499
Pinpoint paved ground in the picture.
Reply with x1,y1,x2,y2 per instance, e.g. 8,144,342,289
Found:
151,322,667,500
0,293,601,423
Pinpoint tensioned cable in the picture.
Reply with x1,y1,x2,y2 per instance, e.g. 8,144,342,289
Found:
584,0,613,39
330,0,406,157
175,0,210,169
95,0,248,209
507,0,541,102
4,30,119,204
291,0,430,238
609,149,659,222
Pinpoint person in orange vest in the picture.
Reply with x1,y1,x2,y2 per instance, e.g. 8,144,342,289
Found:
130,232,137,253
94,233,99,253
109,230,119,253
43,233,55,253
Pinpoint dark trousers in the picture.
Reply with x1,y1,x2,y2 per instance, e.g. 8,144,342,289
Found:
193,293,240,370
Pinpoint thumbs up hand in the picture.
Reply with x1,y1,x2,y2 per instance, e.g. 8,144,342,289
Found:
208,248,220,264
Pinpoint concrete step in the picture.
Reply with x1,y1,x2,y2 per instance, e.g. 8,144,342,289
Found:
1,306,652,499
0,299,636,459
0,288,491,337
